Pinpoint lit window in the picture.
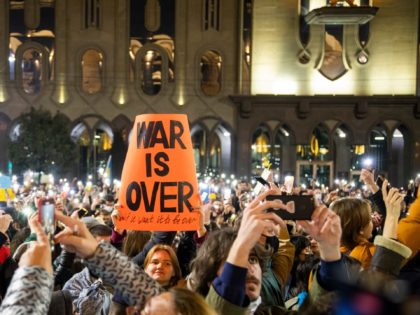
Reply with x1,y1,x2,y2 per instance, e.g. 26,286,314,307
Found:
200,50,222,96
81,49,103,94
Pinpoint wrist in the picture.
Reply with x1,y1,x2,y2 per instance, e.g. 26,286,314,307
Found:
227,240,251,268
319,244,341,262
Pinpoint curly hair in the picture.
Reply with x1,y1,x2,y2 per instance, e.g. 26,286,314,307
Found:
189,228,237,296
189,227,270,296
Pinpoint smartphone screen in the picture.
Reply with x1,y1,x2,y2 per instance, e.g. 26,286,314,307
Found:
39,198,55,237
266,195,315,220
284,176,294,194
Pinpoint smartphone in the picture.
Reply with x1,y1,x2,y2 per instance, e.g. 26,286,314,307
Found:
266,195,315,220
255,176,270,187
38,197,55,238
284,176,295,194
77,208,89,218
376,175,390,192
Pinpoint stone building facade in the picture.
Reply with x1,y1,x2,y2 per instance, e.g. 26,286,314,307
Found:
0,0,419,187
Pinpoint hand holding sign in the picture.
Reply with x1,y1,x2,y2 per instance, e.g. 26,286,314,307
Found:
117,114,201,231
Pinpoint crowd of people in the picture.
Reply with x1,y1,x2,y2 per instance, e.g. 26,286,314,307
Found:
0,169,419,315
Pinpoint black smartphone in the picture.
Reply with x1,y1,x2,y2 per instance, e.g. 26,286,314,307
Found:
38,197,55,238
77,208,89,218
376,175,390,192
255,176,270,187
266,195,315,220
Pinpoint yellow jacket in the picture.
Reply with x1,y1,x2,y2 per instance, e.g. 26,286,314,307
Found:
397,189,420,260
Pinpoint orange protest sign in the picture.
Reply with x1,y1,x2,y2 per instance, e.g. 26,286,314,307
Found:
117,114,201,231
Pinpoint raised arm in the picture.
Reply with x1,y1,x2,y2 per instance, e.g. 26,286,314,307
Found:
55,212,163,308
0,217,53,315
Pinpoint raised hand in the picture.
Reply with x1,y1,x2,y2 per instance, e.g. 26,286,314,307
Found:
382,180,403,218
360,169,378,193
0,213,13,234
54,211,99,259
382,180,403,239
19,218,53,274
227,189,286,268
297,205,342,262
111,205,125,234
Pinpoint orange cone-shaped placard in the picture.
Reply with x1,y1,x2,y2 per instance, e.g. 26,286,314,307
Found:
116,114,201,231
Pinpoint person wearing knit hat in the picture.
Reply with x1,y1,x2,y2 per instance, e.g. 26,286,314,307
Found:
62,216,113,315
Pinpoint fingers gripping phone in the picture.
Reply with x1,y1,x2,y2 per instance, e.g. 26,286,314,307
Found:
38,197,55,242
255,176,270,187
376,175,390,192
266,195,315,220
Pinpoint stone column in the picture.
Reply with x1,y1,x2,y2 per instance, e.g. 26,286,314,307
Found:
51,0,70,105
171,0,188,106
0,0,10,103
111,0,130,106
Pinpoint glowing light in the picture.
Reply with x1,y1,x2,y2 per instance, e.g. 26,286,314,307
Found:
224,188,231,200
223,131,231,137
310,71,355,95
393,130,403,138
362,158,373,168
63,183,70,193
271,78,297,95
337,129,346,138
13,183,20,192
22,206,34,217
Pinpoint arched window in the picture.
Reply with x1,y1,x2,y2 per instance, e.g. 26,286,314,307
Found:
81,49,103,94
21,47,43,94
368,125,388,173
297,125,330,161
251,125,271,175
333,125,352,178
191,123,229,175
71,121,113,180
391,127,409,187
141,49,162,95
200,50,222,96
191,127,206,174
208,133,221,171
